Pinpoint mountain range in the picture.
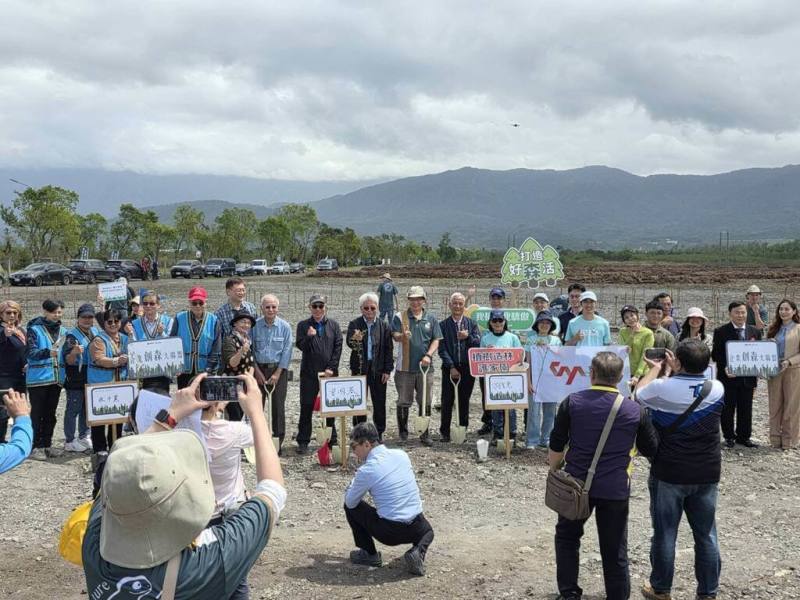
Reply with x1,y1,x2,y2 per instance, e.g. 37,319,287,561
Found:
2,164,799,249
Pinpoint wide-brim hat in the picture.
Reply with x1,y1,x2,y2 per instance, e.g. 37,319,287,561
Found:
99,430,214,569
746,285,762,294
407,285,426,299
533,310,557,330
685,307,709,321
231,311,256,327
382,273,392,280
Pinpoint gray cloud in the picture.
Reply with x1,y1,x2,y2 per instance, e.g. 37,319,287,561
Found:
1,0,799,180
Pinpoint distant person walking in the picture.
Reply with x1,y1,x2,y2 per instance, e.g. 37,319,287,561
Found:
377,274,398,324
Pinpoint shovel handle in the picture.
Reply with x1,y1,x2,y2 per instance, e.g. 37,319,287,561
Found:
419,362,430,414
449,374,460,422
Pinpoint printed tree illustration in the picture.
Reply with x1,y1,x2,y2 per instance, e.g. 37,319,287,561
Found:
500,246,526,286
542,244,565,286
501,237,565,288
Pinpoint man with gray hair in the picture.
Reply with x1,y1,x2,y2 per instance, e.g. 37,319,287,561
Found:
437,292,480,442
346,293,394,440
344,421,434,576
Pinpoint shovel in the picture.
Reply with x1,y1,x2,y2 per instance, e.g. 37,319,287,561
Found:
314,375,332,445
264,385,281,453
413,363,431,434
450,373,467,444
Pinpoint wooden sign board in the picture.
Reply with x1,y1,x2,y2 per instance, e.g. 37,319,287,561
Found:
85,381,138,426
485,372,528,409
319,375,369,416
726,340,779,378
128,337,185,379
98,281,128,302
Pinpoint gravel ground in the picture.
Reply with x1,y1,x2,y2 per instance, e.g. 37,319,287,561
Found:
1,274,798,599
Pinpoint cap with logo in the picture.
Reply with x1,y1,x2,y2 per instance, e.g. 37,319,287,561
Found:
188,287,208,301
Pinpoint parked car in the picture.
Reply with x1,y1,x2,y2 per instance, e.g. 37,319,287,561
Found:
68,259,117,284
289,262,306,273
10,262,73,286
106,259,146,280
249,259,270,276
270,260,290,274
204,258,236,277
235,262,255,277
170,259,205,279
316,258,339,271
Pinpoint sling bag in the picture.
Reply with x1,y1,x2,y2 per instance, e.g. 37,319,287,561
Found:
545,394,624,521
661,379,712,436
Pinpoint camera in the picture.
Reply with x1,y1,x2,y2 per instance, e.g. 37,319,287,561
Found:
200,376,244,402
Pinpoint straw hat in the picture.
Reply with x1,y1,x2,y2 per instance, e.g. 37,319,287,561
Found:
685,307,709,321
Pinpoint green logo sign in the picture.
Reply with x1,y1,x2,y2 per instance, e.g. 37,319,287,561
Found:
469,307,536,332
500,237,565,288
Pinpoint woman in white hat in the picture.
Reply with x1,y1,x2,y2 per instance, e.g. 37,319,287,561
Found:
678,307,712,349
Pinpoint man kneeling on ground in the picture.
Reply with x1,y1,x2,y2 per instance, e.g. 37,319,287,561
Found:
82,372,286,599
344,422,434,576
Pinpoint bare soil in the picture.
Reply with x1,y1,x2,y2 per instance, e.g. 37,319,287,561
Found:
1,275,798,599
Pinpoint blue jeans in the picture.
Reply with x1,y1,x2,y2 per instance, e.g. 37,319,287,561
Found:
527,400,556,446
379,307,393,325
648,476,721,598
64,388,89,443
492,409,517,437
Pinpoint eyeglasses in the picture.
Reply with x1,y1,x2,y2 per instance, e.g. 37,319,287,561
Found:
190,300,205,306
362,306,377,311
490,318,505,323
142,301,157,306
311,303,325,309
105,319,120,325
262,305,277,309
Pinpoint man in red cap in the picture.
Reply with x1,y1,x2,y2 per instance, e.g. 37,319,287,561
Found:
170,286,222,387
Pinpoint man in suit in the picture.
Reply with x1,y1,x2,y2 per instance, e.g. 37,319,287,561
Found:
346,292,394,441
437,292,481,442
295,294,343,454
712,301,761,448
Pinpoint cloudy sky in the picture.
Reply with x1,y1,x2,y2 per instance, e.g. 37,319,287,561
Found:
2,1,799,181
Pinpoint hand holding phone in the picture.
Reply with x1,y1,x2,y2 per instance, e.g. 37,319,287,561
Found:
200,376,245,402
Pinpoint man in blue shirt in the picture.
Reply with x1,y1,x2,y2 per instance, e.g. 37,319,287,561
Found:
565,291,612,347
377,274,398,324
0,389,32,473
344,422,434,576
252,293,293,451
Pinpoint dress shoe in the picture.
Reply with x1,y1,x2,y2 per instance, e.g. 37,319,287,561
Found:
724,439,735,449
738,439,759,448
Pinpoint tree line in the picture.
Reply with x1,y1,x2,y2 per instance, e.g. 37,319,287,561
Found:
1,185,503,268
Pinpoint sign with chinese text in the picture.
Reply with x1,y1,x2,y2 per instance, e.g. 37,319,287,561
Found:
468,307,536,332
98,280,128,302
127,337,185,379
319,375,369,416
485,372,528,409
500,237,565,288
468,347,527,377
85,381,138,426
725,341,779,378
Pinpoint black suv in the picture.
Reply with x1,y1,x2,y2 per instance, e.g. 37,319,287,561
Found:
171,260,206,279
106,259,146,280
204,258,236,277
69,259,117,284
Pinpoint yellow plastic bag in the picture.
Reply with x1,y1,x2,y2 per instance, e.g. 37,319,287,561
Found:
59,500,93,566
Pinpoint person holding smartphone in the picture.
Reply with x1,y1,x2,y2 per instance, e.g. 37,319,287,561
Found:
0,389,32,473
0,300,26,444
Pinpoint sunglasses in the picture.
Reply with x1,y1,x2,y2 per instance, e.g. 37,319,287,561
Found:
362,306,377,311
105,319,121,325
190,300,206,306
142,301,157,306
311,303,325,309
490,318,505,323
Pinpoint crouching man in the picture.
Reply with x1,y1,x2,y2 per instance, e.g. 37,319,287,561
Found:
344,422,434,576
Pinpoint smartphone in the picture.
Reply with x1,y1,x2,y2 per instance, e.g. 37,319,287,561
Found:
644,347,667,361
199,376,244,402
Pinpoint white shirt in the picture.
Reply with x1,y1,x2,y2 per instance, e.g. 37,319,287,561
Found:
201,420,254,515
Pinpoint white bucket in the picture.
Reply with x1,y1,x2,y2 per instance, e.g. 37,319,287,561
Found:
476,438,489,462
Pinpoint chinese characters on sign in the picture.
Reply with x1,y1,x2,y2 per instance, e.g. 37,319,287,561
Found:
500,237,565,288
85,382,138,426
725,341,780,378
485,373,528,408
127,337,185,379
319,376,368,416
467,347,527,377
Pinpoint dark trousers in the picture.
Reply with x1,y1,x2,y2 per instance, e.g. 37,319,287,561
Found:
721,384,754,442
261,364,287,443
29,384,62,448
344,501,434,557
176,372,195,390
91,423,123,453
352,364,388,436
298,372,337,446
440,365,474,437
555,497,630,600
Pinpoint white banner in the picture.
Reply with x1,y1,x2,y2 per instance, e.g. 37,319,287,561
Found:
528,345,631,403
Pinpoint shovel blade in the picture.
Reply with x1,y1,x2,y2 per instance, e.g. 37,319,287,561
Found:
272,437,281,453
331,446,343,464
452,426,467,445
243,446,256,464
413,416,430,433
315,427,332,446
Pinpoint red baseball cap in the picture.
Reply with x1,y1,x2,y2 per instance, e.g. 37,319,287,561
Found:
188,286,208,302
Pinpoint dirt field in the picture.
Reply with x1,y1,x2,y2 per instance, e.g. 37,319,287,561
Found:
1,271,798,599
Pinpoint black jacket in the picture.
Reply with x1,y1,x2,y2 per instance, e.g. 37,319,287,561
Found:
712,322,760,389
346,316,394,376
296,316,342,377
438,316,481,369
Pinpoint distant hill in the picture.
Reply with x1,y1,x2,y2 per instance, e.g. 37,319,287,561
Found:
0,168,378,216
311,165,800,248
142,200,277,224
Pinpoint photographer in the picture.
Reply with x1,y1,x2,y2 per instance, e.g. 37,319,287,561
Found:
0,389,32,473
82,372,285,599
635,340,725,600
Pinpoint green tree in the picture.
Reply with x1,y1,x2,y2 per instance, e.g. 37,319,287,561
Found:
173,204,204,257
437,232,457,263
79,213,109,257
141,222,177,262
276,204,319,261
213,208,257,259
110,204,156,254
257,216,292,260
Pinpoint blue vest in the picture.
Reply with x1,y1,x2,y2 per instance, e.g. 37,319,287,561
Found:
26,323,67,387
176,311,218,373
69,325,99,347
87,331,129,384
132,314,173,340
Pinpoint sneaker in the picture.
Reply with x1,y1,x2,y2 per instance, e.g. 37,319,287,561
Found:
641,583,672,600
45,447,64,458
349,548,382,567
64,440,86,453
404,546,425,576
80,437,93,451
30,448,47,461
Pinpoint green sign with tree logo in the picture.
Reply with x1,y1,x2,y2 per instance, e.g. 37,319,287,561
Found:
500,237,565,288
